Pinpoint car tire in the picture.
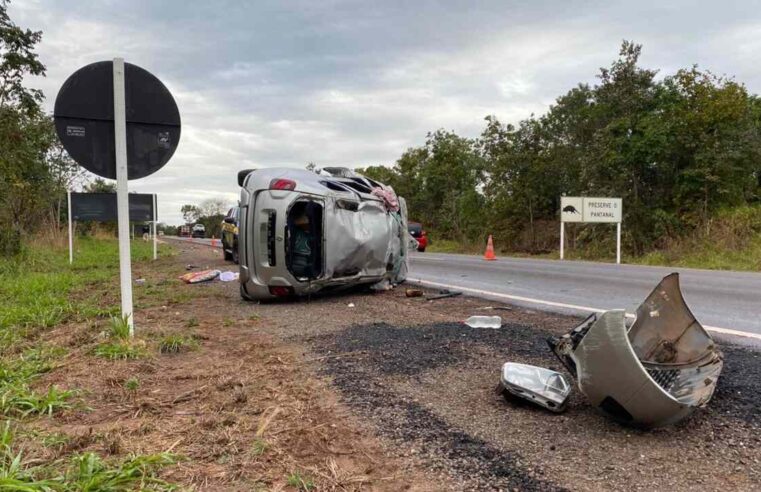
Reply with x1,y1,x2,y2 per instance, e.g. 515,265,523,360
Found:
418,247,426,252
222,239,233,261
232,241,239,264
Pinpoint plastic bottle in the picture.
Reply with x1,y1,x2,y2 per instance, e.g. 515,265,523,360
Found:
464,315,502,329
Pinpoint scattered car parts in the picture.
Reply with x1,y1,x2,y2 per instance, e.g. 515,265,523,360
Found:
548,273,723,427
499,362,572,413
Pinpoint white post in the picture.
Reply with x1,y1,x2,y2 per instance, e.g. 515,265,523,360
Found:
616,222,621,265
153,194,157,260
113,58,134,336
67,190,73,264
559,221,565,260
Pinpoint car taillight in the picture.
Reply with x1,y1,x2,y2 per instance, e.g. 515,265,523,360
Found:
269,178,296,190
269,286,294,297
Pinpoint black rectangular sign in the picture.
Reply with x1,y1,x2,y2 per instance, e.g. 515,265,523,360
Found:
71,192,156,222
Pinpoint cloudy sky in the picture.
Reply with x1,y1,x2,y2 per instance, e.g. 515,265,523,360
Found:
11,0,761,224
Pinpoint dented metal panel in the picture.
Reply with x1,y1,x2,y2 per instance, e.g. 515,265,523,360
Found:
548,273,723,427
237,167,411,300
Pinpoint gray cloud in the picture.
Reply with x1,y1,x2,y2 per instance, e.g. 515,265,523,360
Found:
10,0,761,223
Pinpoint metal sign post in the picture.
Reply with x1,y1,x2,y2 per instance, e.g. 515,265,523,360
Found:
153,194,158,260
560,196,623,264
67,190,73,264
54,58,180,338
113,58,135,336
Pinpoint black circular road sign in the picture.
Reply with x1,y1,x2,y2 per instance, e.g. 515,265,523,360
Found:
54,61,181,180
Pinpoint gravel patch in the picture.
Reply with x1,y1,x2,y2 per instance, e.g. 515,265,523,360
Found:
315,321,761,491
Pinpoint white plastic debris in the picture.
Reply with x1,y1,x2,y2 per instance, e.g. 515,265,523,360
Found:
347,303,355,308
464,315,502,329
219,271,239,282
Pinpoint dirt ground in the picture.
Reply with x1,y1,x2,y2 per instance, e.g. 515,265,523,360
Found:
34,242,761,491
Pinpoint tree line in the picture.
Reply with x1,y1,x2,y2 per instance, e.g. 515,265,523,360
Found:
359,42,761,256
0,1,87,255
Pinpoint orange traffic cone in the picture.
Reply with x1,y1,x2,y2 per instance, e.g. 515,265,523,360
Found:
211,236,217,248
483,235,497,261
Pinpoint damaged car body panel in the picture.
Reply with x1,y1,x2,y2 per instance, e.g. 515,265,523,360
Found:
237,167,411,300
548,273,723,427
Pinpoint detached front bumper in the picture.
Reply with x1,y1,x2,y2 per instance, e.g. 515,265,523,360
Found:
548,273,723,428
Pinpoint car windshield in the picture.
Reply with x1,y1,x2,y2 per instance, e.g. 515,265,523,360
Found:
408,223,422,235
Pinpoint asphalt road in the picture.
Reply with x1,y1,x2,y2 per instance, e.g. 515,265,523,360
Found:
166,236,761,341
407,252,761,341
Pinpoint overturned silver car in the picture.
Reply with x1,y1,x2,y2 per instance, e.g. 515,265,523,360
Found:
236,167,412,300
548,273,723,427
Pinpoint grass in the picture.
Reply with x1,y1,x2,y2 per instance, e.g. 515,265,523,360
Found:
250,438,269,456
0,237,167,347
0,348,74,417
424,206,761,272
123,377,140,392
0,421,178,491
185,317,199,328
92,342,148,361
287,471,315,491
158,335,198,354
108,315,132,341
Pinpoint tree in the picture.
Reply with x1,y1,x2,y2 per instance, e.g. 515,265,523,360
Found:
83,177,116,193
198,198,229,218
0,0,51,255
0,0,45,115
180,204,201,224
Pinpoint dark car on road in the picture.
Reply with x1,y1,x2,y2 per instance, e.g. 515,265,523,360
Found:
408,222,427,252
221,206,240,263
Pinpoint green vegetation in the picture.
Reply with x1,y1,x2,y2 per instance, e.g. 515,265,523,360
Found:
287,471,315,491
92,342,148,361
1,421,178,491
359,41,761,270
0,348,74,417
158,335,198,354
123,377,140,393
250,438,269,456
0,237,162,347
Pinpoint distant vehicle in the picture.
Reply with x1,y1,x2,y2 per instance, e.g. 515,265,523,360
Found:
236,167,412,300
221,206,240,263
191,223,206,238
158,230,165,236
408,222,427,252
179,225,191,237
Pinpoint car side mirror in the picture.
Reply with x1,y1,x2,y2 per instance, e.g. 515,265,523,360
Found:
223,217,235,224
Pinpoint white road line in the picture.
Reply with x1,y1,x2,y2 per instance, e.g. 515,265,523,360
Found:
408,277,761,341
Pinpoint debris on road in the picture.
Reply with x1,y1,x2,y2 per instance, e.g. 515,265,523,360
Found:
405,288,424,297
464,315,502,329
134,278,145,284
185,264,196,270
179,269,221,284
426,289,463,301
347,303,355,308
499,362,572,412
548,273,723,427
218,271,239,282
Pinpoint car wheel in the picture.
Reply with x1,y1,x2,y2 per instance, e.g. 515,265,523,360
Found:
232,241,239,264
418,246,426,252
